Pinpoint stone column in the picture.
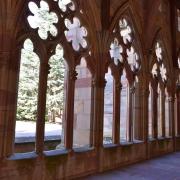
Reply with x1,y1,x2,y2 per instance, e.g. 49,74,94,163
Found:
152,89,158,139
141,88,149,142
64,69,77,150
168,97,175,141
36,62,49,154
0,0,27,158
0,43,22,157
113,81,121,144
128,86,135,142
133,81,143,140
92,77,106,147
176,85,180,136
0,52,11,158
161,88,166,137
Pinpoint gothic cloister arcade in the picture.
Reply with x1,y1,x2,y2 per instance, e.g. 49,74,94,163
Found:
0,0,179,179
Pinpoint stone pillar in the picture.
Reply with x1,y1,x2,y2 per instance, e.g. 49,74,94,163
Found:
176,85,180,136
113,81,121,144
133,81,144,141
0,41,22,158
0,0,27,157
161,88,166,137
152,89,158,139
0,52,11,158
36,62,49,154
92,77,106,147
141,87,149,142
64,69,77,150
128,86,135,142
168,97,175,141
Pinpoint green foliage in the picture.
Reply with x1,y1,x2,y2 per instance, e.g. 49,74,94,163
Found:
17,40,65,122
46,45,65,122
17,39,40,121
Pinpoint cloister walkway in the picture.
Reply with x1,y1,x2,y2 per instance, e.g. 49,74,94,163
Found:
83,153,180,180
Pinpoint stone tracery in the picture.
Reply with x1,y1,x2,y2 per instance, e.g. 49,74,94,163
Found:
65,17,88,51
109,38,123,65
28,1,58,39
110,18,140,72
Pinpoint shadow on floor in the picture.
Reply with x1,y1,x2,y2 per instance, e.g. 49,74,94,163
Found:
80,153,180,180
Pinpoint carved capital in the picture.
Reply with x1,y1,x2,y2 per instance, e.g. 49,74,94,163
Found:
92,78,106,88
168,96,175,102
176,83,180,91
130,86,135,94
69,70,78,81
116,82,122,91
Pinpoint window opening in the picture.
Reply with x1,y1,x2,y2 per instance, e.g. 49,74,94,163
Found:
157,84,163,137
103,68,113,144
73,58,92,148
15,39,40,153
120,69,129,142
148,84,153,138
44,44,66,151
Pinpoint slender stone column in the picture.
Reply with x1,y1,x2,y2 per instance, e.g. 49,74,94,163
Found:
128,86,135,142
176,85,180,136
36,62,49,154
64,70,77,150
168,96,175,149
134,82,144,141
161,89,166,137
152,90,158,139
92,77,106,147
141,88,149,142
113,81,121,144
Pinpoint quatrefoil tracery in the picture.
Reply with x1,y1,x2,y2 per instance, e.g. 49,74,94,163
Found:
27,0,88,52
151,42,167,83
109,38,123,65
28,1,58,40
109,18,140,73
64,17,88,51
55,0,76,12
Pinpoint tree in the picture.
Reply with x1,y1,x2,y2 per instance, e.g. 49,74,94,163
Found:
46,44,66,122
17,42,66,122
17,39,40,121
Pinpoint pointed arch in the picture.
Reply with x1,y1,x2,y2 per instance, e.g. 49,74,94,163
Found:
15,38,40,152
109,2,144,67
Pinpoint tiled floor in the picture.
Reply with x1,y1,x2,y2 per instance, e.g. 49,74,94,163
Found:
83,153,180,180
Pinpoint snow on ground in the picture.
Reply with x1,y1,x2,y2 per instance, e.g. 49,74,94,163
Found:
15,121,62,138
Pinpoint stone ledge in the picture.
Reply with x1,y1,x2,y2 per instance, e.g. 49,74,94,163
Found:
8,152,38,160
44,149,69,157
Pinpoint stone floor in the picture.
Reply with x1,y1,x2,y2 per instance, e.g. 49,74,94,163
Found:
83,152,180,180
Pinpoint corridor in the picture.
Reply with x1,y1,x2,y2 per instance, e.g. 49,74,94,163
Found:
84,153,180,180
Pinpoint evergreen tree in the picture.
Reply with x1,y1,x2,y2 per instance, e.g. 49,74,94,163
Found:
17,41,65,122
46,45,65,122
17,39,40,121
